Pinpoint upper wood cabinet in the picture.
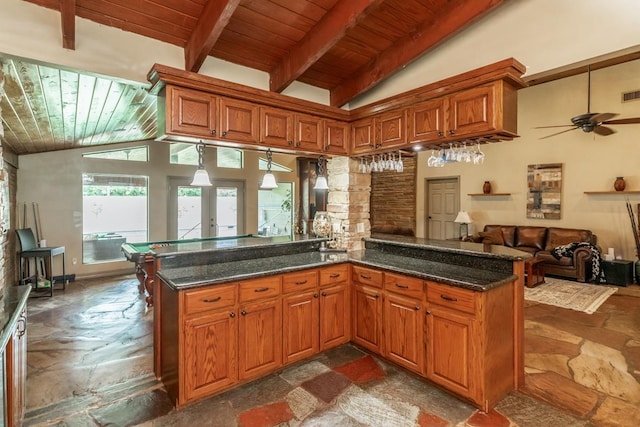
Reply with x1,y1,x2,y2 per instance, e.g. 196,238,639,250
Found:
219,97,259,143
167,86,218,138
407,98,445,143
350,111,406,154
447,84,495,137
261,106,294,148
351,118,375,154
294,113,323,151
323,120,349,155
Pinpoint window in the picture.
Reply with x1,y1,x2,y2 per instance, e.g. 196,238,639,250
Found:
217,147,243,169
170,143,198,165
82,174,148,263
258,183,293,236
82,146,148,161
258,157,292,172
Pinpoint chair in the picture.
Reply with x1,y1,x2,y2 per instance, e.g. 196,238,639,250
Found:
16,228,66,297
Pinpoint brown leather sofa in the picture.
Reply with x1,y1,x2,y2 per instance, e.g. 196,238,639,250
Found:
475,225,597,282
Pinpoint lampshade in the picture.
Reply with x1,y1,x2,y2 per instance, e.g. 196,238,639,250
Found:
313,175,328,190
190,168,212,186
454,211,471,224
260,172,278,189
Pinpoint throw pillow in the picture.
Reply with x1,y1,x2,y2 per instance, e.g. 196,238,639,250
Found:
478,228,504,245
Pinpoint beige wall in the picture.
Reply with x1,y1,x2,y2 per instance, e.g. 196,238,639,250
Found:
17,143,299,279
416,59,640,260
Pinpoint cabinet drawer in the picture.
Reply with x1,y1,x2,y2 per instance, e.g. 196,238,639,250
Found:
283,270,318,293
184,284,236,315
352,265,383,288
426,281,476,315
320,264,349,286
384,272,424,299
239,276,282,303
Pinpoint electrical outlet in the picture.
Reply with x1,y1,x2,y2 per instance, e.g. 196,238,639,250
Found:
357,223,365,233
72,257,77,265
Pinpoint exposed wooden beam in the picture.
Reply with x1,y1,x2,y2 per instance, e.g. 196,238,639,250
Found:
184,0,241,73
330,0,506,107
269,0,383,93
60,0,76,50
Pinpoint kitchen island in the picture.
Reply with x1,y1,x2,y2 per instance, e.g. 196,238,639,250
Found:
155,234,528,411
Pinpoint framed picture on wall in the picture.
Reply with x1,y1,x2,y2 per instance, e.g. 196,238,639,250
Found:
526,163,562,219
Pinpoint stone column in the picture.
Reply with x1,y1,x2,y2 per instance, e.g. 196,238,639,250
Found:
326,156,370,251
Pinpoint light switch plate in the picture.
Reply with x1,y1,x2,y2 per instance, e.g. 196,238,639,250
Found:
357,223,365,233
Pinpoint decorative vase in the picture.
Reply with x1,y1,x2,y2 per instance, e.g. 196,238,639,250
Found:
482,181,492,194
614,176,626,192
312,211,331,237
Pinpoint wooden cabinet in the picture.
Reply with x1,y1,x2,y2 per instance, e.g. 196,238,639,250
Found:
352,281,383,353
350,112,406,154
238,297,282,380
323,120,349,155
167,86,217,138
261,106,294,148
219,97,259,143
6,308,27,427
351,117,375,154
407,98,445,143
318,266,350,349
447,84,495,137
294,113,323,151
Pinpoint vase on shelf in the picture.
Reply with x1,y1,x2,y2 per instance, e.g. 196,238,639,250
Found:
312,211,331,237
614,177,626,192
482,181,492,194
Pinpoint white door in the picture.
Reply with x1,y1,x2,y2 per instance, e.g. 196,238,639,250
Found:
168,178,245,239
426,178,459,240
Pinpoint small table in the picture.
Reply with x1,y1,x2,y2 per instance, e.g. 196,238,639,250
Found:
524,257,545,288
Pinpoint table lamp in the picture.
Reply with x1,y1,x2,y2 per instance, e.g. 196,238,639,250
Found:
454,211,472,239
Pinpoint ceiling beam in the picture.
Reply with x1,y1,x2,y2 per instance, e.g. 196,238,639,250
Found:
60,0,76,50
269,0,383,93
329,0,506,107
184,0,241,73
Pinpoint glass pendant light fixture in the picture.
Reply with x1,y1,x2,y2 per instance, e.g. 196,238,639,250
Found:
313,155,329,190
260,149,278,189
190,141,212,186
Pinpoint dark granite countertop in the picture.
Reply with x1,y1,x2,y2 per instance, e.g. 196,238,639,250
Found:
157,251,350,289
0,286,31,351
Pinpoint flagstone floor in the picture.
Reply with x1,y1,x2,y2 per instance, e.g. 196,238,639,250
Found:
21,275,640,426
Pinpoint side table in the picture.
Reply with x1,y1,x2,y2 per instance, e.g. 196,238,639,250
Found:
524,257,545,288
601,259,633,287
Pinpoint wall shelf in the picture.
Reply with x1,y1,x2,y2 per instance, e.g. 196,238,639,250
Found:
584,191,640,195
468,193,511,196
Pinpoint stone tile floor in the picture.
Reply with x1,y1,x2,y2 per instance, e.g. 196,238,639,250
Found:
22,275,640,426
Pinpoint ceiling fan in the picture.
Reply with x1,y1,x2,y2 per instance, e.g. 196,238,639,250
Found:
536,65,640,139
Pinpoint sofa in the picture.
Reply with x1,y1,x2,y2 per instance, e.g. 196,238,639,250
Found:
475,225,597,282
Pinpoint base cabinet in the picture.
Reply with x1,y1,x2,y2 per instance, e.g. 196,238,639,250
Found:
238,298,282,381
352,284,383,353
319,282,349,349
383,293,424,375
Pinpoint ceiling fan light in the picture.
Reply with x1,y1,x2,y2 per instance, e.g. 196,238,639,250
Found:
260,172,278,189
190,168,212,186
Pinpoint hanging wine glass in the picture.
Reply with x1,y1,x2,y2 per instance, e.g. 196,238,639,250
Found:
396,151,404,172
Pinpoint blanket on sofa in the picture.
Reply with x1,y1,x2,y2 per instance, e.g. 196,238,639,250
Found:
552,242,605,284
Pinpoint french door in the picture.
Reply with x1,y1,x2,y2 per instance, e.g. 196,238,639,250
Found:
168,178,245,239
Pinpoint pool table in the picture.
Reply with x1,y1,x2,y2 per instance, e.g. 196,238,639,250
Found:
121,235,254,306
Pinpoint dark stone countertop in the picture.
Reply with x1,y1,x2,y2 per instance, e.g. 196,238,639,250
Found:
0,286,31,351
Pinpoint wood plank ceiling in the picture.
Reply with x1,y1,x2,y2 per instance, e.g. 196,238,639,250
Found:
2,0,509,155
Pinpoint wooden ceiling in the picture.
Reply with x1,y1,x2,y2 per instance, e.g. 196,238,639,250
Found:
2,0,509,155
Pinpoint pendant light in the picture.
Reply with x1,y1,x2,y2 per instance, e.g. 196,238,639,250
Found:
190,141,212,186
260,149,278,189
313,155,328,190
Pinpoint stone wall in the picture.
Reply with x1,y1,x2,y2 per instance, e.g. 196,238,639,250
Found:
326,157,370,251
370,154,417,233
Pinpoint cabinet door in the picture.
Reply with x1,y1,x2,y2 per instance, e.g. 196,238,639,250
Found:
219,97,259,143
352,284,382,354
184,311,237,402
238,298,282,380
282,291,319,364
383,293,424,374
8,309,27,427
294,113,323,151
377,110,406,148
168,86,217,137
447,84,496,137
408,98,445,143
351,118,374,154
261,107,293,148
319,283,350,350
324,120,349,155
426,306,475,399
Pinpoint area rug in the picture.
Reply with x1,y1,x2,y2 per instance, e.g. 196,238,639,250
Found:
524,277,618,314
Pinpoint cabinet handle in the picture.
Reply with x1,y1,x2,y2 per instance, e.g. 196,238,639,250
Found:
329,273,341,279
369,144,374,148
324,146,329,151
254,287,270,293
321,291,327,297
241,310,247,316
448,130,455,135
287,141,293,146
440,294,458,302
314,293,319,298
360,274,372,280
374,293,380,299
375,143,382,148
414,305,420,311
295,142,301,147
425,309,431,315
295,280,308,285
395,283,409,289
221,131,227,137
203,296,222,303
438,131,444,137
230,311,236,318
211,130,216,136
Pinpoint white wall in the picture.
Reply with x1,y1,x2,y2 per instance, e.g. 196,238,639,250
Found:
17,143,298,278
416,59,640,260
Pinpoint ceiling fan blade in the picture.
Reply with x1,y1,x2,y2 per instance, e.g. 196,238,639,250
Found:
590,113,618,123
534,124,574,129
602,117,640,125
539,127,579,140
593,126,616,136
